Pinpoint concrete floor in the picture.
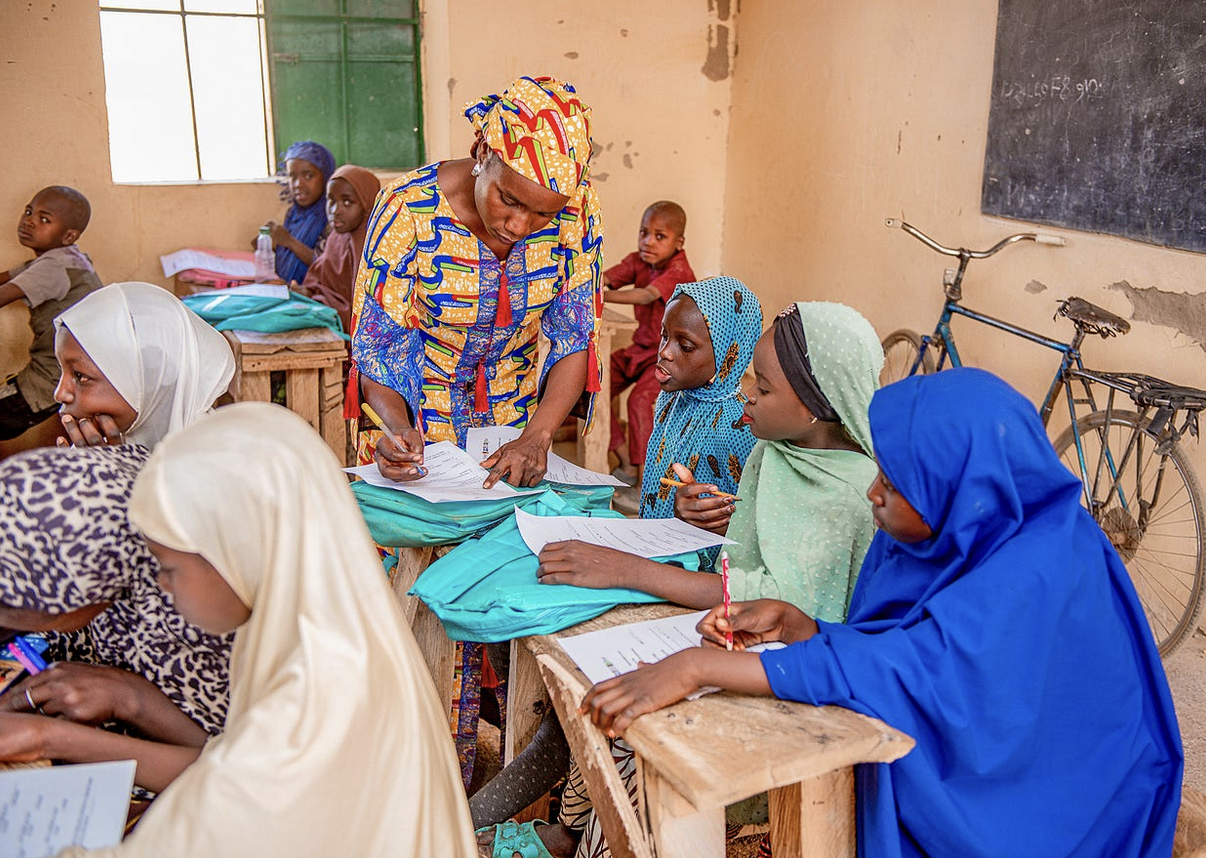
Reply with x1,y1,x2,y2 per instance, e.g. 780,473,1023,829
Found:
1167,630,1206,795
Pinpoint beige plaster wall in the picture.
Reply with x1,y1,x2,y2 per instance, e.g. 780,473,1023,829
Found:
422,0,737,279
1,2,283,289
722,0,1206,442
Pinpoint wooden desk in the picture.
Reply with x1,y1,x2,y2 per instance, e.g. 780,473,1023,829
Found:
509,605,914,858
577,309,639,472
223,327,347,465
386,544,458,715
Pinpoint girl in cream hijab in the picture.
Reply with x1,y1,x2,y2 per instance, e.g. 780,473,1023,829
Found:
53,281,235,448
61,402,476,858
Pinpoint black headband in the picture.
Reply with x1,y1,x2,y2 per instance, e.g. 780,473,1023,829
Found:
772,306,839,423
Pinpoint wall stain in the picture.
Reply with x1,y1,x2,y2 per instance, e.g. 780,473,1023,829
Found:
702,23,731,80
1025,280,1047,294
564,52,579,60
593,172,609,183
623,154,634,169
1108,280,1206,352
447,77,457,95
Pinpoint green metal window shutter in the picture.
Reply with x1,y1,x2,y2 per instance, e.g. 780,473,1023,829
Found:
266,0,424,171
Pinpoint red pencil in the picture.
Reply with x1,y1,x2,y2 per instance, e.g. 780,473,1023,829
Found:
720,551,733,651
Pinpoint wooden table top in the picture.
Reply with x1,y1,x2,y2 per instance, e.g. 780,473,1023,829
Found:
523,603,914,812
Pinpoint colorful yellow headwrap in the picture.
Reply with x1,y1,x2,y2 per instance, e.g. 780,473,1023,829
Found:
464,75,593,195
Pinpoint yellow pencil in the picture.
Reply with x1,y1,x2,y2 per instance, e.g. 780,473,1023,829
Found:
361,403,426,475
658,476,740,501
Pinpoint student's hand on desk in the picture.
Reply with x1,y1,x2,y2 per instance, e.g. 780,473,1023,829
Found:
0,663,146,726
481,436,548,488
671,462,736,534
58,413,126,447
580,651,699,737
374,428,426,481
697,599,818,650
536,541,632,589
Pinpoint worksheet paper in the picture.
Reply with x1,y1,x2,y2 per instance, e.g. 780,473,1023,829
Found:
465,427,627,487
556,610,784,696
344,441,541,503
0,760,135,857
515,507,735,558
159,249,256,278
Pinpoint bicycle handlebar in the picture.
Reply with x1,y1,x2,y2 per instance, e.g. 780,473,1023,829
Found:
884,217,1066,257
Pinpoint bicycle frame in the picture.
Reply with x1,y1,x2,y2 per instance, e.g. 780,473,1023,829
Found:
916,298,1128,514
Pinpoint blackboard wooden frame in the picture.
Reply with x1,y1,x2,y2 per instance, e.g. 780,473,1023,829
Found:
982,0,1206,254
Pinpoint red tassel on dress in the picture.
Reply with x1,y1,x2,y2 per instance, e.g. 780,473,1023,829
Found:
586,335,601,393
474,362,489,413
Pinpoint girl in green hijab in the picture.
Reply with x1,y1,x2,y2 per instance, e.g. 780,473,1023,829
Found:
718,301,882,619
536,300,881,622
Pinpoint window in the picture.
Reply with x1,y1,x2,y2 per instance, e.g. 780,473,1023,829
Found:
98,0,423,183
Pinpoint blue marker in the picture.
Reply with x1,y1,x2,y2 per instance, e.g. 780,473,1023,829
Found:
9,636,47,675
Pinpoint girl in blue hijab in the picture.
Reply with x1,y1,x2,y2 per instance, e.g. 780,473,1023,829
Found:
582,367,1182,858
638,276,763,520
264,140,335,284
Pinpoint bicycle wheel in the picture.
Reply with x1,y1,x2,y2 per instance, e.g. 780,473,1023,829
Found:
1053,410,1206,656
880,329,935,387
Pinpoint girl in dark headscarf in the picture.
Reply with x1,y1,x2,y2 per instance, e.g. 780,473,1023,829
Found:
582,368,1183,858
0,445,231,793
299,164,381,332
263,140,335,284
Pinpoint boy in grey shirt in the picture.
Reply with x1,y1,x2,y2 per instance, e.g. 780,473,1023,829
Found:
0,185,102,443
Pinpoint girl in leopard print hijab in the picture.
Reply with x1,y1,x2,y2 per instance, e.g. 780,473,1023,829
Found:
0,444,231,793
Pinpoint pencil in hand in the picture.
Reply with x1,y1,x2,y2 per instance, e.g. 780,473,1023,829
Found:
361,402,426,476
720,550,733,651
658,476,740,501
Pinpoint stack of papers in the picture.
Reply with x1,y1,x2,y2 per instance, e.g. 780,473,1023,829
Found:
515,507,735,558
160,248,255,279
466,427,626,487
0,760,135,857
556,610,784,692
345,441,543,503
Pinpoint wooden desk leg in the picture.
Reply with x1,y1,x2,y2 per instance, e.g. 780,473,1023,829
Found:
319,363,346,465
241,369,272,403
505,640,549,765
767,768,856,858
389,546,454,721
536,656,655,858
286,367,320,432
638,762,725,858
578,327,614,473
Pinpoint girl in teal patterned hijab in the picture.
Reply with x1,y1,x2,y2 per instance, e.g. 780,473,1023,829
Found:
637,277,764,519
725,301,882,619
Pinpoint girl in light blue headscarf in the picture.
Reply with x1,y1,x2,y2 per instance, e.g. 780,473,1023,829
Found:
638,276,763,520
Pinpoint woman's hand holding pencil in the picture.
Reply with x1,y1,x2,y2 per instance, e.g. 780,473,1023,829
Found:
667,463,739,535
363,402,427,482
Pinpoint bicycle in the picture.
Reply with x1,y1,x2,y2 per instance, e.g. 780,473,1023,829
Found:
881,217,1206,656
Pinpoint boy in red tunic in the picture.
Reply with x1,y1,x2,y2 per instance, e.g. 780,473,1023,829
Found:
604,201,695,487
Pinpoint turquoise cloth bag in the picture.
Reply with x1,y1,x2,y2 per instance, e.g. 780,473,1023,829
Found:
351,481,613,548
409,491,697,642
182,291,347,339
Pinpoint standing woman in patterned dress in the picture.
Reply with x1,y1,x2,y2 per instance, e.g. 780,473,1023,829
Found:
349,75,604,489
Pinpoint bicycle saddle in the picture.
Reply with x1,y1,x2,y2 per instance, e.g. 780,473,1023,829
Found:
1056,297,1131,337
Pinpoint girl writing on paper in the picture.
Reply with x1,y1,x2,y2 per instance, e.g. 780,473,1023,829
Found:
0,281,236,790
60,403,477,858
582,369,1183,858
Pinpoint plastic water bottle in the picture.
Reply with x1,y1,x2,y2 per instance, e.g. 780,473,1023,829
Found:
254,226,275,282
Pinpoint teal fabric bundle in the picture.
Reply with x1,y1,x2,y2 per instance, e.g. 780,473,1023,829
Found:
182,290,347,339
351,481,614,548
409,491,691,642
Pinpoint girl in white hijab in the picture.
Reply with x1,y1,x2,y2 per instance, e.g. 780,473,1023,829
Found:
53,281,235,448
61,402,476,858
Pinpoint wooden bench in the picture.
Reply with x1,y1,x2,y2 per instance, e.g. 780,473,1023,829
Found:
223,327,347,465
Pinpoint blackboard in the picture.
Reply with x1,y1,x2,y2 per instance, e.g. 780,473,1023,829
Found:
982,0,1206,254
